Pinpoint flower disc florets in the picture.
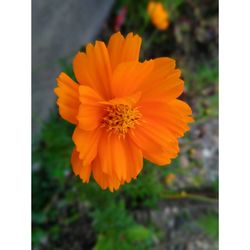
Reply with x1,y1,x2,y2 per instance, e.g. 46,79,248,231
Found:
102,104,142,137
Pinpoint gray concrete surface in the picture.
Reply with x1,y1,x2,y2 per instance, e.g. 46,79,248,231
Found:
32,0,114,140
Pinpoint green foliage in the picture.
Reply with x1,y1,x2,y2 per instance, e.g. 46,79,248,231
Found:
93,202,155,250
122,161,164,208
33,114,74,185
114,0,149,34
211,178,219,193
197,212,218,240
32,229,47,246
32,114,75,247
163,0,185,20
183,60,218,94
92,201,133,233
182,60,218,121
126,225,152,242
95,229,155,250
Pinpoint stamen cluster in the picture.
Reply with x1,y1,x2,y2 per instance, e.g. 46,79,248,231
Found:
102,104,142,136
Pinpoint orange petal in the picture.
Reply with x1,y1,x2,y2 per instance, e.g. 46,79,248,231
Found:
142,142,178,166
162,100,194,135
77,85,105,131
129,121,179,166
137,57,175,91
147,57,176,81
100,92,142,107
71,148,82,176
54,73,80,124
168,99,193,117
73,41,112,99
129,98,193,166
147,2,156,14
139,58,184,103
92,159,109,190
92,156,121,192
98,132,143,183
125,136,143,179
138,100,193,138
107,32,142,71
72,127,102,166
110,60,154,97
109,135,129,182
96,132,113,176
144,70,184,101
71,148,91,183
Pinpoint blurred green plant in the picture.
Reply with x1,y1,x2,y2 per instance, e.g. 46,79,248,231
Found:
182,59,218,121
197,212,218,240
122,161,164,209
93,201,156,250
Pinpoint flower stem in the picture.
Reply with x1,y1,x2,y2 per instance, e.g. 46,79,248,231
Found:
161,192,218,203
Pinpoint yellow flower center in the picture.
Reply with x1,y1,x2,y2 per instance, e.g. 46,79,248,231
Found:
102,104,142,136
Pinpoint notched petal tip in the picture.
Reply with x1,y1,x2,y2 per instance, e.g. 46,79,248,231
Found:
108,31,142,70
55,72,80,124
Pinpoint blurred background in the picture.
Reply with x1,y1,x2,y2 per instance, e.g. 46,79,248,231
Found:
32,0,218,249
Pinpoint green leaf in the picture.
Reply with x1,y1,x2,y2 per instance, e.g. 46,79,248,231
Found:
126,225,152,242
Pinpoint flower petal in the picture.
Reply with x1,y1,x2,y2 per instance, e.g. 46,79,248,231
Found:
73,41,112,99
92,156,121,192
100,92,142,107
139,100,193,138
125,136,143,179
97,132,143,183
71,147,81,176
129,121,179,166
141,70,184,102
77,85,105,131
110,60,154,97
71,148,91,183
142,142,178,166
129,98,193,166
92,159,109,190
72,127,102,166
139,58,184,103
54,73,80,124
107,32,142,70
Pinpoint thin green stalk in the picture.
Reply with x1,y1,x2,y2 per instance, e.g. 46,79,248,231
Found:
161,192,218,203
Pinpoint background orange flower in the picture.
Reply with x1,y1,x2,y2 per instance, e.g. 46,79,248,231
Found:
147,1,169,30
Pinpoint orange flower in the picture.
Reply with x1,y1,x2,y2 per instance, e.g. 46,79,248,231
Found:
165,173,176,185
147,1,169,30
54,32,193,191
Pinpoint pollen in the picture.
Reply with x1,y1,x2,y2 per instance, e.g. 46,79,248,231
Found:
102,104,142,136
